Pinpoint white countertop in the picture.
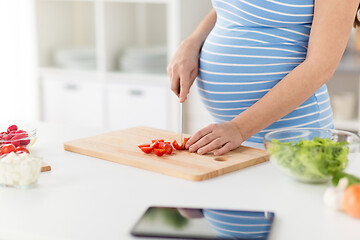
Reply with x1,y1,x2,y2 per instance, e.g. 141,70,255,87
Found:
1,122,360,240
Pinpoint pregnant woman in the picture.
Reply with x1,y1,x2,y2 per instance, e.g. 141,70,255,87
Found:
167,0,360,155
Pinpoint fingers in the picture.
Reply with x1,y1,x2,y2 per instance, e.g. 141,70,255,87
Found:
197,137,226,155
186,124,214,149
169,69,180,96
168,64,198,102
214,142,234,156
179,66,191,103
188,132,218,154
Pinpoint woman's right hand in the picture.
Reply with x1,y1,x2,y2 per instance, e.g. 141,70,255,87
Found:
167,38,201,103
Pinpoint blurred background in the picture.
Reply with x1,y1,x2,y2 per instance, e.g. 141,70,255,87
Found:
1,0,360,135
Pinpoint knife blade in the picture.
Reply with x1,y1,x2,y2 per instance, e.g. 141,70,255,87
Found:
179,100,183,146
178,86,184,146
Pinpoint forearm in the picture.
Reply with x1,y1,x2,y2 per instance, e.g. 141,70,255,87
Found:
232,0,358,141
184,9,217,49
231,60,334,141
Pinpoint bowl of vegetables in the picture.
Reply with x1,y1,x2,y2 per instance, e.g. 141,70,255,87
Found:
264,128,360,183
0,125,37,148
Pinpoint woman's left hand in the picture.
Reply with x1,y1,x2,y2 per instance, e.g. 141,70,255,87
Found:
185,122,245,156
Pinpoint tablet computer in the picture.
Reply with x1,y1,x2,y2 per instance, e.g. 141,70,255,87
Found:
130,206,275,240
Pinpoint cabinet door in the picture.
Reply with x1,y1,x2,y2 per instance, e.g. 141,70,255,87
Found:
107,82,169,130
41,76,103,128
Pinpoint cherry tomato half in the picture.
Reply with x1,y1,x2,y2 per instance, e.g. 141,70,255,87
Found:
138,144,151,149
0,144,16,155
140,147,153,154
164,143,173,155
158,142,166,149
15,146,30,154
172,140,182,150
154,148,166,156
181,137,190,150
151,140,160,149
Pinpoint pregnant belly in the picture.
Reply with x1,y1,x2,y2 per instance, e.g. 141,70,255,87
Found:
197,33,307,107
197,30,333,142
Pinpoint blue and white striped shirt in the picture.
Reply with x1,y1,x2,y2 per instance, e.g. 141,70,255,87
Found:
197,0,334,144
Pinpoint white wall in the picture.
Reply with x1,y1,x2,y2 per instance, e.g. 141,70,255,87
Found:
0,0,37,125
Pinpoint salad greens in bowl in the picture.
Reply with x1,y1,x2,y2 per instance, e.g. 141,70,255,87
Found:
264,129,360,183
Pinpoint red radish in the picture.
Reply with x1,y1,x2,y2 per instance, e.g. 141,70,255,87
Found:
2,134,12,141
10,134,25,147
20,139,31,146
9,130,17,135
15,130,26,134
7,125,18,133
14,133,28,139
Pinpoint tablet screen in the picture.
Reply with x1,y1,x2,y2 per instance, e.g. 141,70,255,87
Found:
131,206,275,240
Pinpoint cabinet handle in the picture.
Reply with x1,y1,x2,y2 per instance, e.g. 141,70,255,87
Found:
129,89,143,96
64,84,79,91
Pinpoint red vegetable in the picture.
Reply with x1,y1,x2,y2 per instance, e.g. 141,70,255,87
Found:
15,146,30,154
7,125,18,133
138,144,151,149
164,143,173,155
158,142,166,149
0,144,16,155
154,148,166,156
172,140,182,150
182,137,190,150
151,140,160,149
140,147,153,154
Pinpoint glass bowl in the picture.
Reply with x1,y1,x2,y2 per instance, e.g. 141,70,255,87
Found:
0,127,37,148
0,152,41,189
264,128,360,183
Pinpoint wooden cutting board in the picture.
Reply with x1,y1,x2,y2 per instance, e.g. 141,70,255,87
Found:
64,126,269,181
41,162,51,172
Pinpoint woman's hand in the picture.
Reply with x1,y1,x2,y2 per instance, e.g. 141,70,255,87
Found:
185,121,245,156
167,38,201,103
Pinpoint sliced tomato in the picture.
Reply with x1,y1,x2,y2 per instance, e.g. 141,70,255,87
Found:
15,146,30,154
151,140,160,149
154,148,166,156
158,142,166,149
140,147,153,154
172,140,182,150
152,139,164,143
138,144,151,149
0,144,16,155
164,143,173,155
181,137,190,150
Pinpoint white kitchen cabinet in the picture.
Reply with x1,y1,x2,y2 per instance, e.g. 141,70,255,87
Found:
41,74,104,128
106,81,170,130
35,0,213,131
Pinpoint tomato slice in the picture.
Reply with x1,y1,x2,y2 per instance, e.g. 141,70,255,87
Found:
181,137,190,150
0,144,16,155
151,140,160,149
140,147,153,154
172,140,182,150
154,148,166,156
164,143,173,154
158,142,166,149
15,146,30,154
138,144,151,149
152,139,164,143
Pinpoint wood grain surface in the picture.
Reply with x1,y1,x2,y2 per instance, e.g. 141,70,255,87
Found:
64,126,269,181
41,162,51,172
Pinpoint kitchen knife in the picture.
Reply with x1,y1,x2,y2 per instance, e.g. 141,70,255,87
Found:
178,86,183,146
179,100,183,146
